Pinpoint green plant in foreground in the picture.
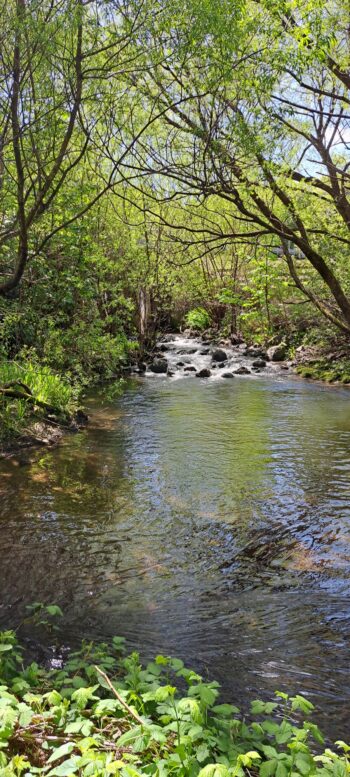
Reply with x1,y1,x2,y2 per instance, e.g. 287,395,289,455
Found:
0,630,348,777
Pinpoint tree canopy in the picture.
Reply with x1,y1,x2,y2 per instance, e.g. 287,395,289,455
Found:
0,0,350,390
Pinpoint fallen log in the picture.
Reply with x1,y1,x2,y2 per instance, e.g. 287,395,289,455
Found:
0,380,60,414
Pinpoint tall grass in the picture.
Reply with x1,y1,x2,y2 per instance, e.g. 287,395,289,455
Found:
0,360,78,442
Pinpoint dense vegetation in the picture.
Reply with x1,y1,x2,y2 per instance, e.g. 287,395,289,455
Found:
0,611,349,777
1,0,350,762
1,0,350,441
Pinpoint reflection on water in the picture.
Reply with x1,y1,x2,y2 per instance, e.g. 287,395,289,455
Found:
1,376,350,737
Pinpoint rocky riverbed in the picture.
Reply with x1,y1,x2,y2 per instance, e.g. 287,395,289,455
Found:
140,333,290,380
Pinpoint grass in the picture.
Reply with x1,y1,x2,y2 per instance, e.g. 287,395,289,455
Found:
0,360,78,443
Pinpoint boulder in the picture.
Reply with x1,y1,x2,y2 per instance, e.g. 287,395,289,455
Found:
161,334,175,342
200,348,210,355
246,347,267,359
184,365,196,372
149,358,168,374
183,328,200,337
233,366,251,375
211,348,227,362
167,370,175,377
196,368,211,378
75,409,89,426
176,361,185,367
252,358,266,368
230,334,244,345
222,372,234,378
267,344,287,362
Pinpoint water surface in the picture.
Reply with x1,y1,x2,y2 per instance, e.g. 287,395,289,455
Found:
1,372,350,737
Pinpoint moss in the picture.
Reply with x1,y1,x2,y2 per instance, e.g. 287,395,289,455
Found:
296,359,350,385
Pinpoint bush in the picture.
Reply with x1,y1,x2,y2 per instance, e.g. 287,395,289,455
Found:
0,627,348,777
184,308,211,331
41,322,134,384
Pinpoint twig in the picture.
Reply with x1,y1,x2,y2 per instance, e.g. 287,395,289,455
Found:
94,665,145,726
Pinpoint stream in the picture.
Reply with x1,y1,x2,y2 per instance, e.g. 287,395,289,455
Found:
1,335,350,738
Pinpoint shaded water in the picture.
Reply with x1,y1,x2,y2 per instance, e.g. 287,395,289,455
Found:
1,368,350,736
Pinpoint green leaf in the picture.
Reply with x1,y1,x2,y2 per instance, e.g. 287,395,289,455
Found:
212,704,240,717
291,696,314,714
46,605,63,618
118,726,143,746
47,756,79,776
295,753,313,775
196,744,210,762
189,683,219,707
251,701,278,715
71,685,99,710
260,760,278,777
276,762,288,777
18,703,33,727
47,743,74,764
198,764,230,777
155,686,176,701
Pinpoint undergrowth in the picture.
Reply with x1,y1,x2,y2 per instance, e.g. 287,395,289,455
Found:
0,617,348,777
0,360,79,443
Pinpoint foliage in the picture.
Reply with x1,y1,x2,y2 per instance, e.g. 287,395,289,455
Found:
126,0,350,335
1,0,350,438
184,308,211,331
0,359,78,443
0,629,349,777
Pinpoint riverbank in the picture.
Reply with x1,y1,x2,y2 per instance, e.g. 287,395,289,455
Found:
0,359,88,457
0,624,347,776
293,343,350,384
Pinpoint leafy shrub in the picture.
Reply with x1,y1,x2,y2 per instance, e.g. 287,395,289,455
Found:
0,629,348,777
41,321,134,384
185,308,211,331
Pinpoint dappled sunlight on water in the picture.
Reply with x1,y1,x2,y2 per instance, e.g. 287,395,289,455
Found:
1,375,350,736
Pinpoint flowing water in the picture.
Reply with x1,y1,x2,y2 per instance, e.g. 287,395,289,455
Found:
1,336,350,737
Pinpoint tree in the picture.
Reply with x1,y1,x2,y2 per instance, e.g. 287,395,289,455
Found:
0,0,152,294
125,0,350,334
